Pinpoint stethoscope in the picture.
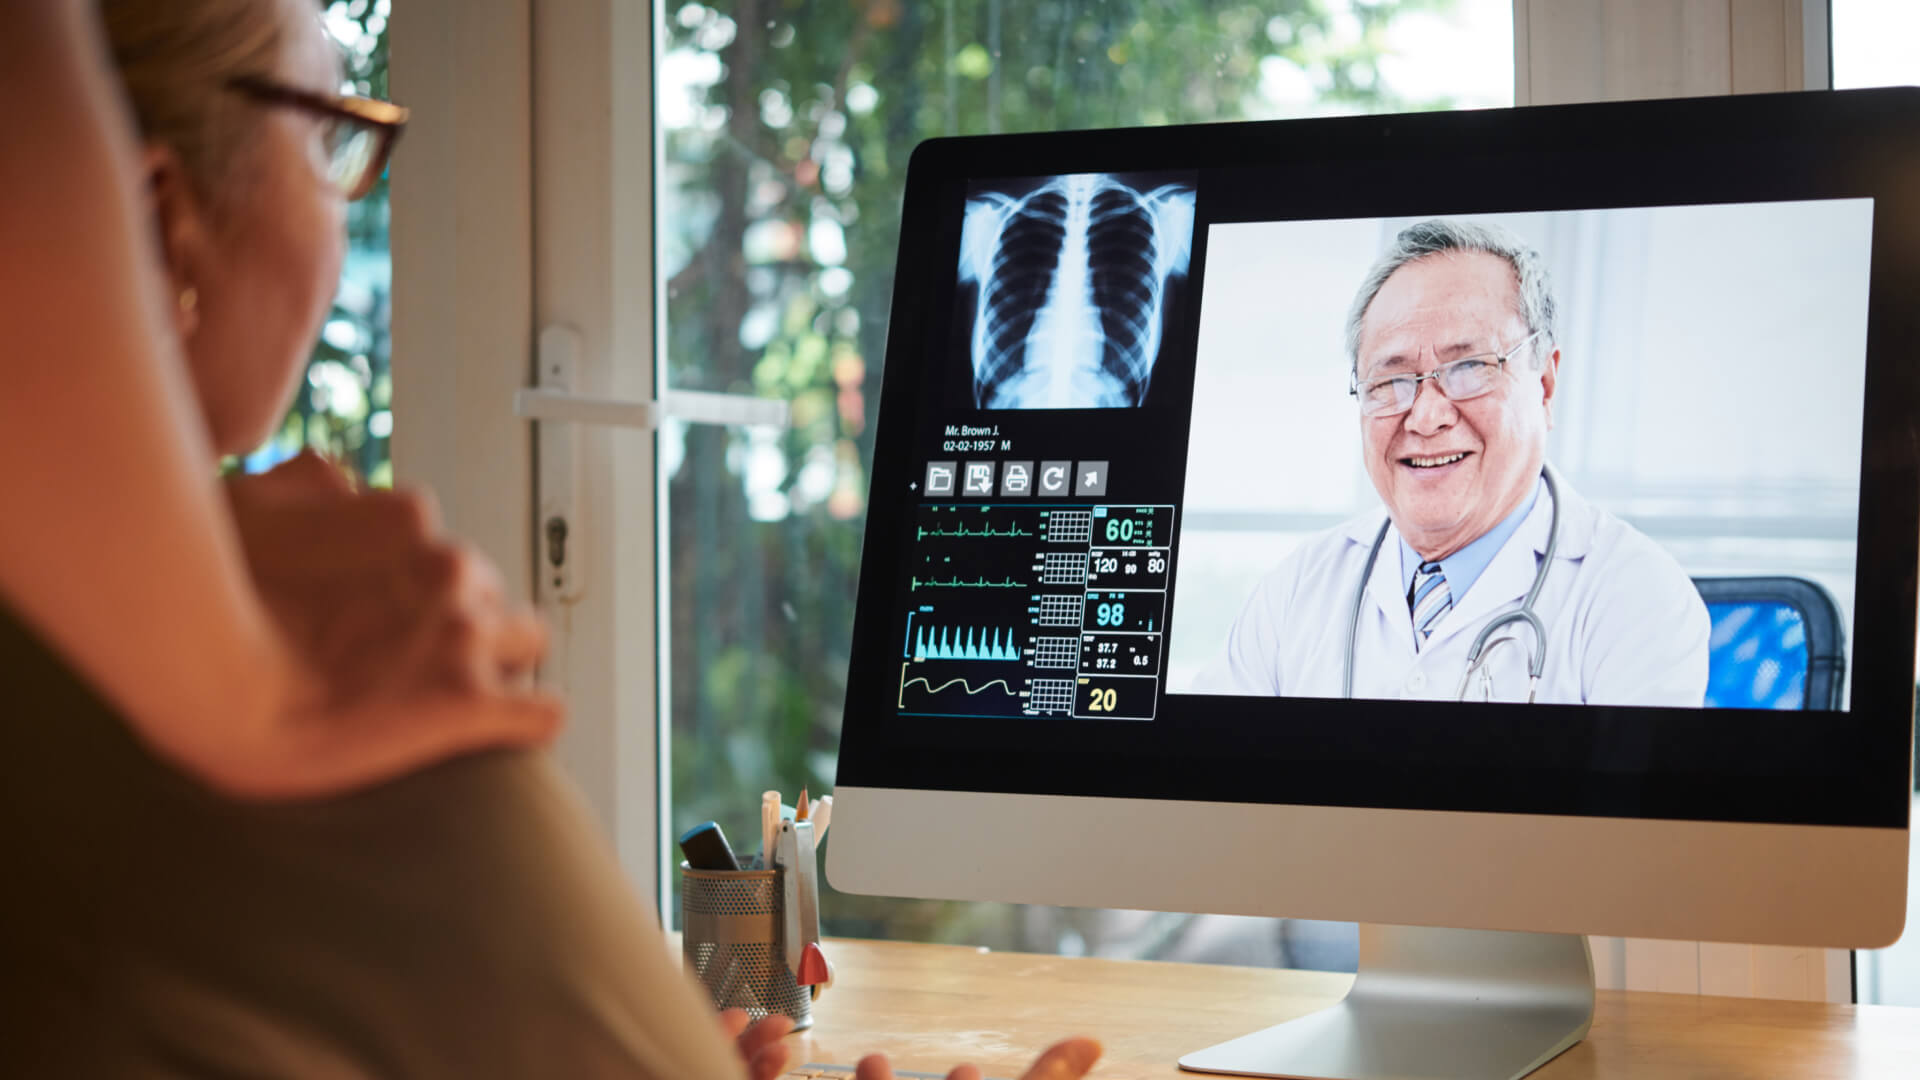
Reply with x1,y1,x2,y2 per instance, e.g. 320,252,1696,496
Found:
1341,465,1562,704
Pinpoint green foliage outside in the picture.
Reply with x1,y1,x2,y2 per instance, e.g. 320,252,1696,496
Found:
660,0,1498,954
252,0,394,485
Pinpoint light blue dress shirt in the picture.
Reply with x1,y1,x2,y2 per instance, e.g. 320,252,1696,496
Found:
1398,477,1542,605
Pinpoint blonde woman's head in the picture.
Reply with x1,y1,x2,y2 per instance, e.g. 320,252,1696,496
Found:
103,0,350,456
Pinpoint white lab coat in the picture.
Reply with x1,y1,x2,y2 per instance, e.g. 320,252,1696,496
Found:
1196,472,1709,705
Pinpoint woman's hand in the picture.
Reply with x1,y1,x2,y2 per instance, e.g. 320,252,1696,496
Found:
855,1038,1103,1080
226,453,550,699
714,1008,1102,1080
205,452,562,799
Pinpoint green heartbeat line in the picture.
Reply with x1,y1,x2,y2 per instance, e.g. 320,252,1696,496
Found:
916,523,1034,540
911,576,1025,590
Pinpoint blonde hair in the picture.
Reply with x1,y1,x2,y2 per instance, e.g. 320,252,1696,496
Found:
99,0,287,200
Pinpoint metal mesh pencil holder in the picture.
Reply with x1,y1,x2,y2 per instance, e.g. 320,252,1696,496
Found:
681,861,812,1029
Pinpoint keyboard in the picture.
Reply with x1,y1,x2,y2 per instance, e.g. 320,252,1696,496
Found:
787,1060,1013,1068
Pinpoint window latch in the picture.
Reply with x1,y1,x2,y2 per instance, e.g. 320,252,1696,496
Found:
518,324,790,606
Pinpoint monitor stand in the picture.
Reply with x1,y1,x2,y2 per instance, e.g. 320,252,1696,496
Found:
1179,925,1594,1080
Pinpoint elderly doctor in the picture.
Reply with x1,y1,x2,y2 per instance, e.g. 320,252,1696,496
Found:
1199,219,1709,705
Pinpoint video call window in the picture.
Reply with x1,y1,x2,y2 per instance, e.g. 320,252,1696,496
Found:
1167,200,1872,710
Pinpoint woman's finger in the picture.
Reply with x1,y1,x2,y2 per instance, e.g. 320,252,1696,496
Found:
748,1040,793,1080
1017,1038,1103,1080
855,1052,895,1080
946,1066,984,1080
252,451,355,498
463,690,565,747
373,691,565,768
485,608,550,681
717,1008,751,1041
736,1012,795,1062
221,689,566,801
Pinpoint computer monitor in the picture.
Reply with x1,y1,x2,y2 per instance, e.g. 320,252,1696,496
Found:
827,89,1918,1080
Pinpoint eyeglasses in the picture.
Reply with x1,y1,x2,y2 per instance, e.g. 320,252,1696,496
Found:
227,76,409,201
1350,330,1544,418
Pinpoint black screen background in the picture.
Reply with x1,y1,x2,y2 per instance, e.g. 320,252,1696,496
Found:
837,89,1920,828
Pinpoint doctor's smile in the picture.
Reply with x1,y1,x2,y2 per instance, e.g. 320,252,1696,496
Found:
1402,452,1469,468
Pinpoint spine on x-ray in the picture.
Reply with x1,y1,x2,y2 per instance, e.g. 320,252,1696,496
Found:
958,174,1195,409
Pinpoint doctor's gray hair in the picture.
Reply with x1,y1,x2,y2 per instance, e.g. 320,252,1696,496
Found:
1345,219,1558,377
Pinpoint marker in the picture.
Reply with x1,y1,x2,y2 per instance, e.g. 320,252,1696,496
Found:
677,821,741,871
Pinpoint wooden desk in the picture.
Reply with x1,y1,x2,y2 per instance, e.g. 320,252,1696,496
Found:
789,939,1920,1079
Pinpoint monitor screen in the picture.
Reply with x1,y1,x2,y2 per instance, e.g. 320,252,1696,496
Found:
836,91,1919,832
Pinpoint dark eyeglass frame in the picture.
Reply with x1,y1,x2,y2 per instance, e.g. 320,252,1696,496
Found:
226,75,409,201
1349,329,1546,418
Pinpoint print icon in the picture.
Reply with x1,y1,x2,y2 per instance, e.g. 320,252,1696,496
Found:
1001,461,1034,497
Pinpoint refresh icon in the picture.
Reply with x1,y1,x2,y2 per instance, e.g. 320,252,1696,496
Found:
1038,461,1072,496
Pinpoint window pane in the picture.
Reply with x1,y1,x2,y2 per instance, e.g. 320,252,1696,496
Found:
1834,0,1920,1007
243,1,394,487
660,0,1511,964
1833,0,1920,90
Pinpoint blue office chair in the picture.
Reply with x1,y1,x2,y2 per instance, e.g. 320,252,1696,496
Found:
1691,576,1847,710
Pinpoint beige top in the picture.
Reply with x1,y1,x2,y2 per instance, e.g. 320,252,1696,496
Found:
0,605,745,1079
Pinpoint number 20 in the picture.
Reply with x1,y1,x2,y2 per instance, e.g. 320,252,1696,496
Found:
1087,687,1118,712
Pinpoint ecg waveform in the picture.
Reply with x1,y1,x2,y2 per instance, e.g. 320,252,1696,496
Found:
911,575,1025,591
914,626,1021,662
1039,552,1089,585
1027,679,1076,715
917,523,1033,541
1045,511,1092,545
1031,637,1079,669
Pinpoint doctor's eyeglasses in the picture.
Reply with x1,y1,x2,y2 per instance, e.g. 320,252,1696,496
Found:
1351,330,1544,418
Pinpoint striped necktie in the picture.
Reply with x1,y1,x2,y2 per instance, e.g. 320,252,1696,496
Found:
1409,560,1452,646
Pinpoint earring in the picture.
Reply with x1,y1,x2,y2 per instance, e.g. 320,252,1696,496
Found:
178,286,198,314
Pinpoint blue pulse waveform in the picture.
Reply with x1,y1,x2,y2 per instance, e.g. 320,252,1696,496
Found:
914,626,1021,662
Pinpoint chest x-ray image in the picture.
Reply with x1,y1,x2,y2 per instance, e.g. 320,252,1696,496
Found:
957,171,1196,409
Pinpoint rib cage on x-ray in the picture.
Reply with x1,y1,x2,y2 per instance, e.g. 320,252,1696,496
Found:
959,174,1196,409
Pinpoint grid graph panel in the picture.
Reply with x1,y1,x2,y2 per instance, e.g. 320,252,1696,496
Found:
1045,511,1092,544
1041,552,1089,584
1036,595,1083,627
1032,637,1079,669
1028,679,1076,715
